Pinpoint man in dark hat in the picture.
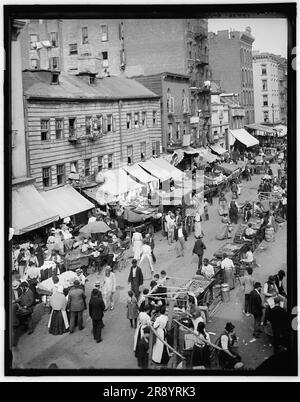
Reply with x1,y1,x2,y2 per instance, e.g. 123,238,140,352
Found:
192,236,206,274
128,259,144,299
217,322,242,369
67,279,86,333
89,288,106,343
249,282,264,338
269,297,289,354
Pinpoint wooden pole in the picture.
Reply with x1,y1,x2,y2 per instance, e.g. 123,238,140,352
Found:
172,319,223,352
150,325,185,361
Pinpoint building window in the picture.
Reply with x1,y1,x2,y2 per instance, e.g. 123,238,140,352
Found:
95,115,103,133
82,27,88,44
84,159,91,176
56,164,65,185
41,119,50,141
126,113,132,129
70,161,78,173
263,95,268,107
30,34,38,49
152,111,157,125
69,44,78,55
50,32,58,47
107,115,113,132
261,64,267,75
30,59,39,69
107,154,113,169
175,122,181,140
86,116,92,135
127,145,133,164
69,118,76,137
264,111,269,123
140,142,146,161
168,123,173,142
55,119,63,139
49,57,59,70
51,72,59,84
262,80,268,91
141,112,146,127
102,51,108,68
101,25,108,41
152,141,160,157
42,167,51,188
98,156,103,172
134,113,139,128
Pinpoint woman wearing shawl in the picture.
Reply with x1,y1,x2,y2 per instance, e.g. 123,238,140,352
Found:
152,306,170,365
48,284,69,335
132,230,143,261
134,307,152,355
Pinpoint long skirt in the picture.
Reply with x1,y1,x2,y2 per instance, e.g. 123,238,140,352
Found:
219,201,228,216
192,344,210,367
140,255,153,281
133,240,143,261
152,328,169,365
224,268,235,290
216,225,229,240
194,222,202,238
48,310,69,335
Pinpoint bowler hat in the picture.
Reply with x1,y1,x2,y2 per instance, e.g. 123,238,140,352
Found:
254,282,262,289
225,322,235,332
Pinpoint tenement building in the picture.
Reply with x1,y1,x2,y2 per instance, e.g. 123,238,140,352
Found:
208,27,255,125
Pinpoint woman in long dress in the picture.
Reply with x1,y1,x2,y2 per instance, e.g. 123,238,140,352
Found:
152,306,170,365
132,230,143,261
194,213,203,238
139,240,154,281
134,309,151,355
48,285,69,335
218,193,229,216
192,322,211,368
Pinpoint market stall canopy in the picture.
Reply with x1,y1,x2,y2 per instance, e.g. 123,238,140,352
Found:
40,184,94,219
204,150,220,164
12,184,59,235
245,123,277,136
99,168,144,195
150,157,184,181
79,221,111,234
273,124,287,137
229,129,259,148
171,147,203,166
209,144,228,155
215,162,240,175
123,163,159,185
138,158,172,181
123,206,158,223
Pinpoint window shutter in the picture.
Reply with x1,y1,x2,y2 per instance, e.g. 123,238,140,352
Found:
112,117,116,132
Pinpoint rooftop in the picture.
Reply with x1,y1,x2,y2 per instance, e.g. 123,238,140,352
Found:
22,70,160,101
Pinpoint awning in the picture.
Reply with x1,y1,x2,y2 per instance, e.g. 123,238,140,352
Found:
215,163,240,175
40,184,94,219
96,168,144,196
229,129,259,148
244,124,276,135
12,184,59,235
273,124,287,137
171,147,203,166
123,163,159,185
138,158,172,181
209,144,228,155
149,157,184,181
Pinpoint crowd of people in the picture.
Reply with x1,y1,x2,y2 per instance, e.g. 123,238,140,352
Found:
10,143,288,371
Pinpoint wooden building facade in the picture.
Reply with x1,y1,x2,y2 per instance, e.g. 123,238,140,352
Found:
23,70,162,191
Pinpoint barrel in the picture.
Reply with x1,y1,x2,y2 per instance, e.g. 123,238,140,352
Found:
265,226,275,242
221,283,230,303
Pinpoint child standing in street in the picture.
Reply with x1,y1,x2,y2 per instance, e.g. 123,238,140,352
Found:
127,290,139,328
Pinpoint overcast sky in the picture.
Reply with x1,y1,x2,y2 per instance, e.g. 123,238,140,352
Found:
208,18,287,58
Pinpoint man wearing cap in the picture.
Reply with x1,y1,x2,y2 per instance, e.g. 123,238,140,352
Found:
128,259,144,300
249,283,264,338
67,280,86,333
217,323,242,369
102,266,117,311
15,282,35,334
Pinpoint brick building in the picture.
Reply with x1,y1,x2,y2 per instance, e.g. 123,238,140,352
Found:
252,51,287,125
20,18,212,147
132,72,192,152
208,27,255,125
22,70,161,191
